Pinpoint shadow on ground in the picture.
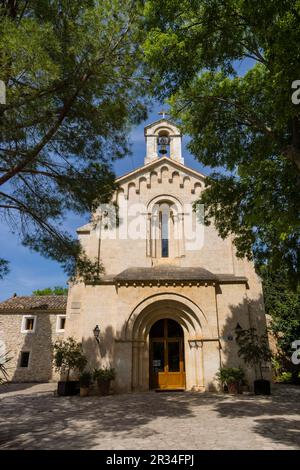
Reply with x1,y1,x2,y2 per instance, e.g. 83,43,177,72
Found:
0,391,202,449
0,384,299,449
212,385,300,449
0,382,50,395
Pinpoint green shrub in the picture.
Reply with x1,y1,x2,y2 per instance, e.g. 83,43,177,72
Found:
216,367,245,385
79,371,92,387
235,327,271,380
93,367,115,382
0,351,12,384
276,372,293,383
53,337,87,381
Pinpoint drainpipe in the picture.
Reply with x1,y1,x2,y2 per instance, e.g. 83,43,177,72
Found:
214,284,222,368
97,215,102,276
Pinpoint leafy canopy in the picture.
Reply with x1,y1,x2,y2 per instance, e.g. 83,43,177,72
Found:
53,337,87,381
0,0,148,280
0,351,12,384
236,326,272,379
143,0,300,283
262,267,300,374
32,286,68,296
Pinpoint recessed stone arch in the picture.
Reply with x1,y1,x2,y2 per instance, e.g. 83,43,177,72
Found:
147,195,184,259
127,182,136,200
125,292,209,341
152,124,175,135
160,165,170,181
125,293,210,391
147,194,183,214
138,176,147,194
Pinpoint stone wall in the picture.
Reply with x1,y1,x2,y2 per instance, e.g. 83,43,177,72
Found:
0,310,65,382
65,279,267,393
66,154,268,393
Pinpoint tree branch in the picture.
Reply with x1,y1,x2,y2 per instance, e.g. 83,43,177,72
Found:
0,72,92,187
0,190,67,243
192,94,276,138
0,15,134,187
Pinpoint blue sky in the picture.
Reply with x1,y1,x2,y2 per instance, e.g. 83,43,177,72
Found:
0,59,253,301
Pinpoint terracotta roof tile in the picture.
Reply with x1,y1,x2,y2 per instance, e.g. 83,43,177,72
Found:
114,266,248,283
0,295,67,311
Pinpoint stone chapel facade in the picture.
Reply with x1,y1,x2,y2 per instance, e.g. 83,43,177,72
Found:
64,118,268,393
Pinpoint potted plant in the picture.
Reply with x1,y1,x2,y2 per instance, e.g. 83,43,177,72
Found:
216,367,245,394
53,337,87,396
93,367,115,396
79,371,92,397
235,326,272,395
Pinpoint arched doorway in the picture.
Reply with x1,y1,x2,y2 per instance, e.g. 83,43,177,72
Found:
149,318,185,390
125,294,209,392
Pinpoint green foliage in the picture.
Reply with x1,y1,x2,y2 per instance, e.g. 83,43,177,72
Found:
53,337,87,381
261,266,300,376
216,367,244,385
0,259,9,280
79,371,92,387
32,286,68,296
143,0,300,284
276,371,293,383
236,327,272,379
0,351,12,384
93,367,116,382
0,1,149,280
0,351,11,384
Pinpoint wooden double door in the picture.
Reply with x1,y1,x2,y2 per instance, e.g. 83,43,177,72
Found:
149,318,185,390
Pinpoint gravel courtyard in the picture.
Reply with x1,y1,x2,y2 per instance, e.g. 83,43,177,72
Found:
0,383,299,450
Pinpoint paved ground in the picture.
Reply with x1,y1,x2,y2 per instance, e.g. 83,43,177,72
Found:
0,383,300,450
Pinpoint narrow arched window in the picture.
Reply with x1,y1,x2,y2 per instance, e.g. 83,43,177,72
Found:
147,197,184,259
160,209,169,257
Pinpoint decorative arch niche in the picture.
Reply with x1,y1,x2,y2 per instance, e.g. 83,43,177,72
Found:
124,293,209,391
146,194,185,259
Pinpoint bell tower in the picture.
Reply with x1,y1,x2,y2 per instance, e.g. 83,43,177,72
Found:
144,113,183,165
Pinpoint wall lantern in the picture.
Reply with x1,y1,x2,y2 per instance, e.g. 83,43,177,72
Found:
93,325,100,343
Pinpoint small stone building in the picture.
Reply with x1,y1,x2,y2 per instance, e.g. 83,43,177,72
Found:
0,295,66,382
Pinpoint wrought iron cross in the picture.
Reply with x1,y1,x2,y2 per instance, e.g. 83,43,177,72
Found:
158,110,169,119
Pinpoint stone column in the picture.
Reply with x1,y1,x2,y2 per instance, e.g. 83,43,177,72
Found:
177,213,185,257
188,340,204,391
146,213,152,257
145,136,158,164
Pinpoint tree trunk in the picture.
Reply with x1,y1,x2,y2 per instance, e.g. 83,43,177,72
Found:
283,145,300,173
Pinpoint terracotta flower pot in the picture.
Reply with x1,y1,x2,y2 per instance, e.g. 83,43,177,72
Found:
227,382,239,394
80,386,89,397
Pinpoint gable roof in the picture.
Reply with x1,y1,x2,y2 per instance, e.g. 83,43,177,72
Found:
0,295,67,311
116,156,206,185
144,118,179,132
